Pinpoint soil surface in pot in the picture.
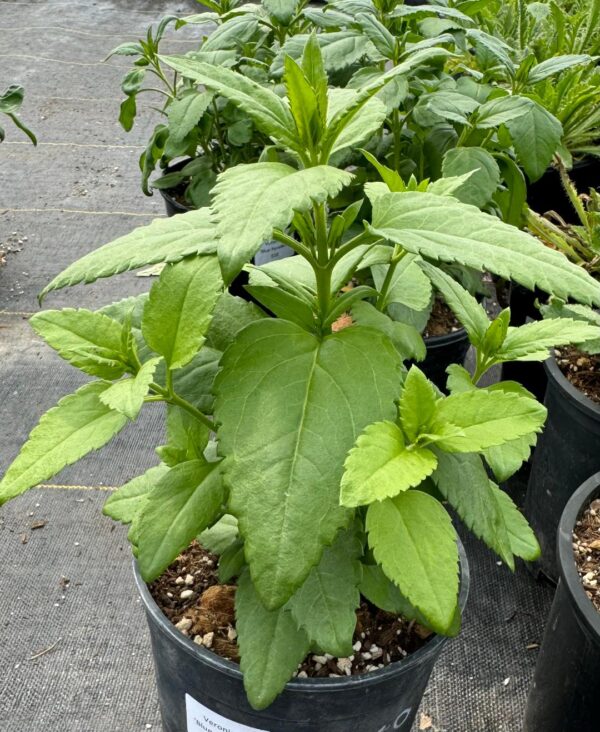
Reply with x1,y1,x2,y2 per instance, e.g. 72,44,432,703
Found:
423,300,461,338
555,346,600,404
573,497,600,612
149,542,433,679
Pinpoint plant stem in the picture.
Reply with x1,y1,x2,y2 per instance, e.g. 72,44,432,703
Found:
313,202,333,333
272,229,318,266
376,246,406,311
149,382,213,430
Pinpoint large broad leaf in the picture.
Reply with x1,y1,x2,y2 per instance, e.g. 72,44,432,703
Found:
441,147,501,208
288,526,362,656
30,308,129,379
341,420,437,507
367,491,459,633
428,388,547,452
236,570,310,710
100,357,161,421
41,208,217,297
264,0,298,24
326,89,387,156
368,191,600,306
159,56,298,151
0,382,128,505
102,464,170,525
273,31,375,75
493,485,540,561
211,163,352,283
141,255,222,369
214,319,402,609
137,460,225,581
171,347,222,414
205,292,266,352
412,91,479,128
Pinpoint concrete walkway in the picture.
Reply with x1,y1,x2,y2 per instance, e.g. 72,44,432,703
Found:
0,3,554,730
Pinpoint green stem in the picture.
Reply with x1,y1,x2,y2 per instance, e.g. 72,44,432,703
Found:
149,382,213,430
272,229,318,266
313,202,332,333
376,246,406,311
329,230,377,267
211,99,227,155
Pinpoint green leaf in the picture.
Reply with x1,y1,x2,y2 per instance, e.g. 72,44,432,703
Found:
159,56,299,151
167,89,214,144
527,55,593,85
205,292,266,353
218,538,245,583
284,55,319,148
171,347,221,415
493,318,600,362
288,527,362,656
367,491,459,633
428,388,547,452
441,147,501,208
433,451,514,567
201,14,260,51
494,153,527,227
102,464,170,525
41,207,217,297
351,300,426,361
368,191,600,307
99,357,161,421
275,31,374,74
214,319,402,609
476,96,562,181
236,570,310,710
211,163,352,283
0,382,128,505
156,404,210,466
141,255,222,369
341,421,437,507
327,89,387,156
137,460,225,581
118,95,137,132
493,485,540,561
399,366,439,442
199,514,239,555
30,308,129,379
355,12,395,58
264,0,298,24
412,91,479,128
484,434,537,482
419,262,488,346
245,285,316,331
372,254,432,311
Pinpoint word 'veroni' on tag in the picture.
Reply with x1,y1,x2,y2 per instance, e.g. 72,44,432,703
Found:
186,694,268,732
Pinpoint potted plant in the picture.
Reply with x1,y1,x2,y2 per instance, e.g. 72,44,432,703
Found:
0,84,36,144
2,39,600,729
523,165,600,578
524,471,600,732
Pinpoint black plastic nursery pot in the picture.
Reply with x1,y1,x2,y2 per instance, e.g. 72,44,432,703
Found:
134,543,469,732
419,328,470,392
524,357,600,581
524,472,600,732
499,284,547,402
527,156,600,223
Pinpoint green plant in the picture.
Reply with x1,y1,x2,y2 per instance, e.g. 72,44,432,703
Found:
109,1,313,206
464,0,600,160
2,39,600,711
0,84,36,144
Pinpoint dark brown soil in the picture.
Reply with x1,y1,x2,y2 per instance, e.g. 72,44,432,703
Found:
424,299,462,338
573,497,600,613
149,542,433,678
555,346,600,404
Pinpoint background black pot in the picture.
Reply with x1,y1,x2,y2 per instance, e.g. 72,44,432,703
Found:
524,472,600,732
134,543,469,732
525,357,600,580
157,158,194,217
527,156,600,223
418,328,470,392
500,284,547,402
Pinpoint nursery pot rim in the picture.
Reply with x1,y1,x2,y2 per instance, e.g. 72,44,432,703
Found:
423,326,467,348
558,471,600,640
545,355,600,422
156,156,194,214
133,539,470,693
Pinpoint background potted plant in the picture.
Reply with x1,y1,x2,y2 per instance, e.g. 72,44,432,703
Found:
524,470,600,732
523,165,600,578
2,35,600,731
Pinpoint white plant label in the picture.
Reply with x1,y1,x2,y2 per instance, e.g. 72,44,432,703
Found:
186,694,269,732
253,240,294,266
